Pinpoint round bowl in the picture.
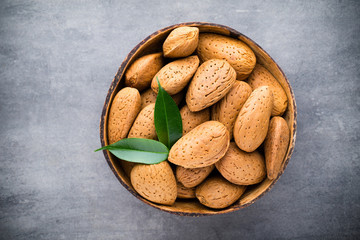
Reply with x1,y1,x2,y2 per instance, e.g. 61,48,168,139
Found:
99,22,297,216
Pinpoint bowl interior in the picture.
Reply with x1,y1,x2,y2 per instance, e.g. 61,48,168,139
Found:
100,22,297,216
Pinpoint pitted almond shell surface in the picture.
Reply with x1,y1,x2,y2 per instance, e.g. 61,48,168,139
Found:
186,59,236,112
195,175,246,209
233,86,273,152
130,161,177,205
176,165,215,188
128,103,156,140
140,88,183,109
264,116,290,180
197,33,256,80
247,64,288,116
168,121,230,168
180,105,210,135
151,55,199,95
140,88,157,109
163,27,199,58
177,182,196,199
125,52,164,91
107,87,141,144
211,81,252,138
215,142,266,185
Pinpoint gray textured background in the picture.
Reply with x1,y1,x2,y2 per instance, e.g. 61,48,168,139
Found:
1,0,359,239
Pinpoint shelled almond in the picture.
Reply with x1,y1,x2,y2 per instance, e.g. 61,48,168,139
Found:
264,116,290,180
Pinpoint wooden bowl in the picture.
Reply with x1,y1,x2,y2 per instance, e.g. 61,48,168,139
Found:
99,22,297,216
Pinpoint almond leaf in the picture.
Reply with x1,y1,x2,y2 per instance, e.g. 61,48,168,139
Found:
95,138,168,164
154,78,183,149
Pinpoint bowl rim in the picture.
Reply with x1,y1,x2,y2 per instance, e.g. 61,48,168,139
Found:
99,22,297,216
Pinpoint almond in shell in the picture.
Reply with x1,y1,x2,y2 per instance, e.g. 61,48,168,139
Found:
186,59,236,112
163,27,199,58
197,33,256,80
195,174,246,209
264,116,290,180
233,86,273,152
180,105,210,135
125,52,164,91
107,87,141,144
211,81,252,138
177,182,196,199
120,161,136,177
247,64,288,116
215,142,266,185
168,121,230,168
130,161,177,205
140,88,183,109
151,55,199,95
176,165,215,188
128,103,156,140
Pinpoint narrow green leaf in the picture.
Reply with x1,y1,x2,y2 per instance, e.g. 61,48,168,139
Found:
95,138,169,164
154,78,183,149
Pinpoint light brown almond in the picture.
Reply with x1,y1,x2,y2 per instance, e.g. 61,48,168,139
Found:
130,161,177,205
171,90,185,106
140,88,183,109
247,64,288,116
168,121,230,168
264,116,290,180
176,165,214,188
215,142,266,185
195,175,246,209
180,105,210,135
140,88,157,109
177,182,196,199
211,81,252,138
151,55,199,95
128,103,156,140
120,161,136,177
125,52,164,91
107,87,141,144
186,59,236,112
197,33,256,80
163,27,199,58
233,86,273,152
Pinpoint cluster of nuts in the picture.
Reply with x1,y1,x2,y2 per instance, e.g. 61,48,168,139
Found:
107,26,290,209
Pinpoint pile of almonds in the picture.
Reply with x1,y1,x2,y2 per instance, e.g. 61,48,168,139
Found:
107,26,290,209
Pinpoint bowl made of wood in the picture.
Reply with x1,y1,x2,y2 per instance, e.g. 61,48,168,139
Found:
99,22,297,216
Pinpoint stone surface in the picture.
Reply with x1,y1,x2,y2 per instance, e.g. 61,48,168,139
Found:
0,0,359,239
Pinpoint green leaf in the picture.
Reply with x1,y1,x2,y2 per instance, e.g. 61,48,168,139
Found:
154,78,183,149
95,138,169,164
